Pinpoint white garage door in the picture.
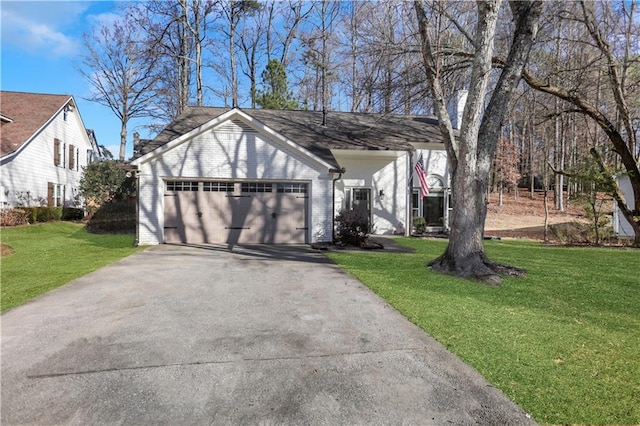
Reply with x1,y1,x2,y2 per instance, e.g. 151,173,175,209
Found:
164,181,308,244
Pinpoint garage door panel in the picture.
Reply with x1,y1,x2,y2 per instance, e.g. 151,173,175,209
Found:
270,193,307,243
164,181,308,244
201,192,232,243
164,192,201,243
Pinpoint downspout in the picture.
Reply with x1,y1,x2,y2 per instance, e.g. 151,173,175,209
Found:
407,151,413,237
329,167,346,242
134,172,140,246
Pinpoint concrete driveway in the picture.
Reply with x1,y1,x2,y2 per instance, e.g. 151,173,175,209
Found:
1,244,535,425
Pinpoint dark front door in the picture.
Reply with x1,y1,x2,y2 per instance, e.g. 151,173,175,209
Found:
424,194,444,226
352,188,371,229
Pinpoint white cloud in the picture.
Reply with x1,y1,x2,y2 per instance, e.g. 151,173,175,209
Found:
87,11,121,28
0,1,91,58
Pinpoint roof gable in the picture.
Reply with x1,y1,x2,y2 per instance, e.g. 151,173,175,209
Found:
132,108,337,170
0,91,73,157
135,107,446,168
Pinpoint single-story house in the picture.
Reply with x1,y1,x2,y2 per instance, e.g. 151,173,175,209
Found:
0,90,99,208
130,107,453,245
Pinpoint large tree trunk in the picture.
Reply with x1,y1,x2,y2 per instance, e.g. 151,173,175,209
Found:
416,0,543,283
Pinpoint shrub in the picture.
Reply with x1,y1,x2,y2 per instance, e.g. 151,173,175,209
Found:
20,207,63,223
413,216,427,234
550,221,614,245
62,207,85,221
80,160,136,216
335,208,370,246
0,209,30,226
86,201,135,233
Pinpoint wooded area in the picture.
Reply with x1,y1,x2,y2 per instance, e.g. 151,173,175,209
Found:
80,0,640,266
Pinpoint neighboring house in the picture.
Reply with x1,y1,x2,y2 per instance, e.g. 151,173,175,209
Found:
613,174,636,239
0,91,99,209
130,107,455,245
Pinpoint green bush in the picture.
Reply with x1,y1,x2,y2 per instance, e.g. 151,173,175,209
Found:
21,207,63,223
413,216,427,234
335,208,370,246
13,207,84,224
86,201,135,233
61,207,85,221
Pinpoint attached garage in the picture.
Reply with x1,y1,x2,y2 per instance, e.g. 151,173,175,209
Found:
163,180,308,244
130,107,446,246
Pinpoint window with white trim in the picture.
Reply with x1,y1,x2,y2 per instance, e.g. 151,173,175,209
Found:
203,181,234,192
277,183,307,193
166,181,198,191
48,182,64,207
241,182,272,193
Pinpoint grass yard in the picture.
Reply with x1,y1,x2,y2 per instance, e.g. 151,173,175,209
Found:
326,238,640,425
1,222,144,312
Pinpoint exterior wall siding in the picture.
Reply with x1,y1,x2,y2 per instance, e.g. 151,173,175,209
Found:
0,107,93,208
135,123,334,245
613,174,635,238
415,148,449,184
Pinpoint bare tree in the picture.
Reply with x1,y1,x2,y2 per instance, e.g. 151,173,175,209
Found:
129,2,193,120
218,0,261,108
299,0,342,112
415,0,543,283
80,15,160,161
521,0,640,244
185,0,218,106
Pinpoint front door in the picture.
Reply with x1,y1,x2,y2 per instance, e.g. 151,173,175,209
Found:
424,193,444,226
352,188,371,229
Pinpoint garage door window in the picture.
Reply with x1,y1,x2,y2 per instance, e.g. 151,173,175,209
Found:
277,183,307,193
167,181,198,191
203,182,234,192
241,182,272,193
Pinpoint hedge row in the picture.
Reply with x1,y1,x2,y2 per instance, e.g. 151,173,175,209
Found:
0,209,31,226
1,207,85,226
86,201,136,233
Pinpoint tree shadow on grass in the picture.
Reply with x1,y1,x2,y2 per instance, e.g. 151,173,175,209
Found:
69,227,138,250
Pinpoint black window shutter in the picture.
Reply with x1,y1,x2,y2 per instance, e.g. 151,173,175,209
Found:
54,139,60,166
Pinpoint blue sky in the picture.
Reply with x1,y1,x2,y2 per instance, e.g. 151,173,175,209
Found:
1,1,147,158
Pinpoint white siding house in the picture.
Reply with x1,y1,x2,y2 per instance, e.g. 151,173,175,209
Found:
613,174,636,238
130,107,451,245
0,91,98,209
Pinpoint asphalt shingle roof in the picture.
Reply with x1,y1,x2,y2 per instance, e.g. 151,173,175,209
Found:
0,91,72,158
137,107,446,168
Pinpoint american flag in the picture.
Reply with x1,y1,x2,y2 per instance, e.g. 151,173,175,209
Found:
414,153,429,198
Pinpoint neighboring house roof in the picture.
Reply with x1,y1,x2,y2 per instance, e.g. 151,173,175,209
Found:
136,107,446,168
0,91,73,158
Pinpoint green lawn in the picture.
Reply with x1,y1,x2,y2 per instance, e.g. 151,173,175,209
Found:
327,238,640,425
1,222,144,312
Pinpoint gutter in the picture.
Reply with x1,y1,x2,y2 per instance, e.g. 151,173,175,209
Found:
329,167,346,242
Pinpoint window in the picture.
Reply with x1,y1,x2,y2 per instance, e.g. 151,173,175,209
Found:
426,175,444,190
277,183,307,193
166,181,198,191
412,190,421,218
87,149,95,164
68,144,75,170
241,182,272,193
346,187,371,219
203,181,234,192
47,182,63,207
